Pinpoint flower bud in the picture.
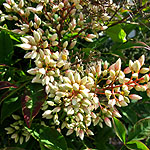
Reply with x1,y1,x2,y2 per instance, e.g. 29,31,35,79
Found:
105,90,112,98
66,129,73,136
113,110,122,118
33,30,41,43
140,67,149,74
69,41,77,49
80,89,89,98
67,106,74,115
129,94,142,100
110,70,115,78
132,73,138,78
12,114,20,120
57,60,64,68
115,58,121,71
124,67,131,74
73,83,79,91
104,117,112,127
81,76,87,85
85,37,93,42
138,55,145,66
19,43,32,50
63,41,68,48
51,33,57,41
27,68,37,75
147,89,150,97
132,60,141,73
144,74,149,82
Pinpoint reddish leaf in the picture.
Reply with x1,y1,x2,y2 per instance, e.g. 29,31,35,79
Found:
0,81,17,90
21,83,47,128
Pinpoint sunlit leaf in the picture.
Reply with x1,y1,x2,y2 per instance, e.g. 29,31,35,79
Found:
26,124,67,150
106,25,127,43
113,117,127,143
126,140,149,150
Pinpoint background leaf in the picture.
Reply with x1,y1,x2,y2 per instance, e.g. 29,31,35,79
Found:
1,97,21,123
21,83,47,128
26,124,67,150
0,31,14,64
106,25,127,43
128,118,150,141
113,117,127,143
126,140,149,150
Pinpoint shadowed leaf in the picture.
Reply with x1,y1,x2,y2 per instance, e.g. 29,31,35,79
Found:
22,83,47,128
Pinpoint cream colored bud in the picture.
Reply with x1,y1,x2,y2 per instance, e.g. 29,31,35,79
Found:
140,68,149,74
42,110,52,118
27,68,37,75
57,60,64,68
81,76,87,85
58,2,64,8
73,83,79,91
103,70,108,76
129,94,142,100
113,110,122,118
105,90,112,98
96,62,101,76
34,14,41,26
87,34,96,39
85,37,93,42
51,51,59,60
63,41,68,48
138,55,145,66
33,30,41,43
80,89,89,98
104,117,112,127
108,99,116,107
147,89,150,97
110,70,115,78
132,73,138,78
124,67,131,74
39,68,46,74
69,41,77,49
51,33,57,41
66,129,73,136
43,41,48,48
19,43,32,50
68,71,75,83
144,74,149,82
67,106,74,115
115,58,121,71
132,60,141,73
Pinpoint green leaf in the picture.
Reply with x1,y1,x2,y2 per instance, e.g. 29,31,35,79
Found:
26,124,67,150
128,118,150,141
113,117,127,143
21,83,47,128
1,97,21,123
121,107,137,125
0,31,14,64
107,25,127,43
126,140,149,150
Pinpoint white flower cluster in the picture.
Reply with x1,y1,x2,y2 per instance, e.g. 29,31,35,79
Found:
5,114,30,144
2,0,150,141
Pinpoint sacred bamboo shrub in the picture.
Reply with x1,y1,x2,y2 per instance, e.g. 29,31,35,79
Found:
1,0,150,141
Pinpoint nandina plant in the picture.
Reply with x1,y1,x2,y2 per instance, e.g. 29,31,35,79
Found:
0,0,150,149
